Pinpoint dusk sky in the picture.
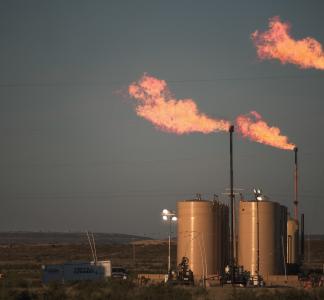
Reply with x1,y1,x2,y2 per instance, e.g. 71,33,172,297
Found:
1,1,324,236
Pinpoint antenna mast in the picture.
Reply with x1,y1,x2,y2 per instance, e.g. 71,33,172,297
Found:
91,232,98,264
86,231,96,263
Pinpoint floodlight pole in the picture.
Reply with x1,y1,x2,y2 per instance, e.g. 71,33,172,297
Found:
162,210,177,274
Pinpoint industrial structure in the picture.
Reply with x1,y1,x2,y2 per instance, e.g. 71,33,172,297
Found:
173,127,305,286
176,199,229,280
286,147,304,271
175,195,294,284
238,199,287,278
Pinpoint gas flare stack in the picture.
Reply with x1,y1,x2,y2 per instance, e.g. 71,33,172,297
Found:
287,146,304,273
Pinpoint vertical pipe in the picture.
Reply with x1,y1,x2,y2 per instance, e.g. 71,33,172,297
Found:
288,235,292,263
229,125,235,282
294,147,298,221
301,213,305,262
201,232,207,279
233,200,237,265
168,219,171,273
281,235,287,283
256,200,260,280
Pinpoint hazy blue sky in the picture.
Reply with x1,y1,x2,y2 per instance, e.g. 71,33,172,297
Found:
1,1,324,236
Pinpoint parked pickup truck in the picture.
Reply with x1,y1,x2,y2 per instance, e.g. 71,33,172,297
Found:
111,267,128,280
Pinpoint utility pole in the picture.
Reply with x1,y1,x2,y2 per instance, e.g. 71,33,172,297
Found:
132,243,136,266
308,234,311,264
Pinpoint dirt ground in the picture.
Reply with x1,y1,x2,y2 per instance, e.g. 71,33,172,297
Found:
0,236,323,299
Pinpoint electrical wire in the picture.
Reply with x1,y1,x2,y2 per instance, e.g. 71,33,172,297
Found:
0,74,323,88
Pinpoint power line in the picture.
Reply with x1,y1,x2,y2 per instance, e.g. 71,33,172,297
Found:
0,74,323,88
2,190,322,200
169,74,324,83
0,81,122,88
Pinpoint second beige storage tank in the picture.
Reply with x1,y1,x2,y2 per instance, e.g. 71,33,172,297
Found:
238,200,286,277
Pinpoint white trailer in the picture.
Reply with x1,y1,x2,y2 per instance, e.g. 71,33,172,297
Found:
42,260,111,284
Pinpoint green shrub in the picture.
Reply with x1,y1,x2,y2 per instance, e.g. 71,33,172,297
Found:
229,289,258,300
44,282,67,300
134,285,192,300
15,290,33,300
313,288,324,300
16,279,29,289
228,288,317,300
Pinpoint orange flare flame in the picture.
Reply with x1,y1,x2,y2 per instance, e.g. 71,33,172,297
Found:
252,16,324,70
127,75,296,150
128,74,230,134
236,111,295,150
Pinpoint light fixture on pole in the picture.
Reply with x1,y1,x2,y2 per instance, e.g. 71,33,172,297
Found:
161,209,177,274
253,188,263,286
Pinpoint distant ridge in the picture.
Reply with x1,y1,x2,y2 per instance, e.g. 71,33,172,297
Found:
0,231,152,245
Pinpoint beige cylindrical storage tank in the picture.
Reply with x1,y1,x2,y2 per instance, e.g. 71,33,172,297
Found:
287,217,299,264
177,200,228,279
238,200,286,278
